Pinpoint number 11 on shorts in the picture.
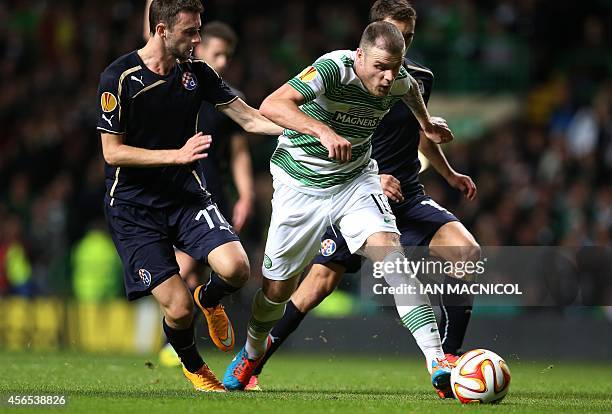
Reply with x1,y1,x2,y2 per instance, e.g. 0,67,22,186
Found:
195,204,232,232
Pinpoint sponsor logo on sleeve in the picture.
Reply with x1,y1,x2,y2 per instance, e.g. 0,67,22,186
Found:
298,66,318,83
100,92,118,112
101,114,114,127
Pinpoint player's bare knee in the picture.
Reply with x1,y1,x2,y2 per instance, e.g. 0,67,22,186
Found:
462,243,481,263
218,256,250,287
368,231,400,247
165,299,194,327
364,232,402,262
208,241,250,286
263,276,300,303
450,240,481,263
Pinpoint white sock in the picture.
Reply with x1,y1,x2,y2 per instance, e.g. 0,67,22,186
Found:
398,305,445,372
382,251,445,371
245,336,266,360
245,289,286,359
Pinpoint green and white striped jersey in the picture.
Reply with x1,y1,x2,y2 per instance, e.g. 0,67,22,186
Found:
271,49,413,195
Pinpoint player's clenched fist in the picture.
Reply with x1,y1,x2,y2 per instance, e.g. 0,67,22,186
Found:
320,128,352,163
424,116,453,144
176,132,212,165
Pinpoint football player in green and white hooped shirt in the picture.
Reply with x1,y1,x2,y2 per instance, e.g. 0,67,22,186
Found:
223,21,455,393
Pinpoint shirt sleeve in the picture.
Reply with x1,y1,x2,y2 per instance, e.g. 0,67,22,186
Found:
287,58,342,103
96,69,127,134
198,62,238,107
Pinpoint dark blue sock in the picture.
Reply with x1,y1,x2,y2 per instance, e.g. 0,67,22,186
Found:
438,276,474,355
162,318,204,373
253,300,305,375
200,272,240,308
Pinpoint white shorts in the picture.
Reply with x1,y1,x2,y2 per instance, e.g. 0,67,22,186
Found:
262,170,399,280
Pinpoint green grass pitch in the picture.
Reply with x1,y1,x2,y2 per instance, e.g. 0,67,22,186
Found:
0,351,610,413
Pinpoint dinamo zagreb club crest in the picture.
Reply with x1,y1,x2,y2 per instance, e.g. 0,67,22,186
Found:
320,239,337,257
182,72,197,90
138,268,152,287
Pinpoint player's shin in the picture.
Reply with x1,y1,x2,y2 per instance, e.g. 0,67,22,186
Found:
439,275,474,355
381,250,445,368
253,299,306,375
245,289,288,359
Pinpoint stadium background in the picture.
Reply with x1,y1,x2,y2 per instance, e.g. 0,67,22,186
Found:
1,0,611,363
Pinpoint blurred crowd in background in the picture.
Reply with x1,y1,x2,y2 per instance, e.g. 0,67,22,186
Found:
0,0,611,301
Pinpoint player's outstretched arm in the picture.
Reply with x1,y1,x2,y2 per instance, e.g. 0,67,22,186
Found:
217,98,284,136
402,76,454,144
101,131,212,167
260,84,352,162
418,128,477,200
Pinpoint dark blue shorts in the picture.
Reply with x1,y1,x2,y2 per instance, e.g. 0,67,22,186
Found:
312,194,458,272
104,198,240,301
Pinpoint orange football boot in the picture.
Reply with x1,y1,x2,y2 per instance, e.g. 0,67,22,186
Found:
182,364,226,392
194,284,235,352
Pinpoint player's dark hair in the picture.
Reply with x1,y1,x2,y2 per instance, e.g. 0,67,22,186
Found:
369,0,417,22
149,0,204,35
359,21,405,56
202,21,238,51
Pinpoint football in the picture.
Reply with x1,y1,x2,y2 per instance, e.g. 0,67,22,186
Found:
451,349,511,404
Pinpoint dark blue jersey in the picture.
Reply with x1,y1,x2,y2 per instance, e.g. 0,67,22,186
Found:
197,85,244,214
96,51,237,208
371,58,434,208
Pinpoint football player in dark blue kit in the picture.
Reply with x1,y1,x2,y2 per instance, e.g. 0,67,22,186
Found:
97,0,282,392
249,0,479,398
147,18,256,367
